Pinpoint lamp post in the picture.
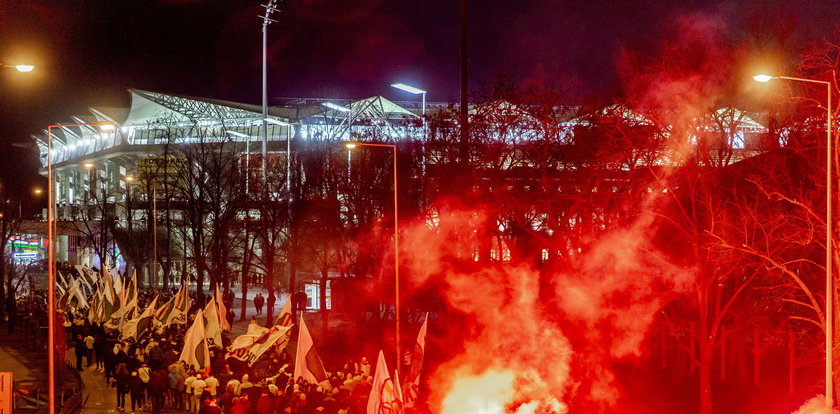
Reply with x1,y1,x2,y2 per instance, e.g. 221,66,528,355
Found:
46,121,114,413
345,141,401,373
391,83,427,176
260,0,280,191
755,73,833,409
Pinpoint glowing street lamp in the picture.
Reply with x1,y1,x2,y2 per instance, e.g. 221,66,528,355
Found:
1,63,34,72
754,73,833,410
46,121,114,413
345,141,402,373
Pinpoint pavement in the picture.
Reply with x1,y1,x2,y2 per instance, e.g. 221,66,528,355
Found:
0,324,49,413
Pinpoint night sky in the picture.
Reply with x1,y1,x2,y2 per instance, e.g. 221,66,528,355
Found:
0,0,837,195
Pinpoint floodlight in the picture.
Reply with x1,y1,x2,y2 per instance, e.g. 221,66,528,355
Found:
15,65,34,72
98,123,116,131
391,83,426,95
753,74,773,83
323,102,351,112
265,118,290,126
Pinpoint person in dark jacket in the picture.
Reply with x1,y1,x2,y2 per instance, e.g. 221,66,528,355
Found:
115,364,130,411
148,368,169,413
129,371,145,412
74,334,86,370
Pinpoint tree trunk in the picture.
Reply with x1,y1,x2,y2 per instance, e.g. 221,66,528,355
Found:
699,345,713,414
265,256,275,327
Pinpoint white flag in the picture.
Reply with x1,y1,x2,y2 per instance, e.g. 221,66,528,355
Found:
179,312,210,370
368,350,403,414
294,316,330,388
228,323,292,366
273,296,293,327
121,296,158,344
402,313,428,407
215,284,231,332
203,297,223,349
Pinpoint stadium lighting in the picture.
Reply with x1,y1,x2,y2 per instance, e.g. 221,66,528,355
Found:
323,102,351,112
753,73,833,411
226,131,249,138
390,83,426,95
265,117,290,126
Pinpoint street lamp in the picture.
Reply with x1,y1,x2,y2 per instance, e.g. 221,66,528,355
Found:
391,83,427,175
1,63,34,72
345,141,401,374
754,73,833,410
46,121,114,413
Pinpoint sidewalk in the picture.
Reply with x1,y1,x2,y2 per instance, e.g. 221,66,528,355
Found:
0,326,48,413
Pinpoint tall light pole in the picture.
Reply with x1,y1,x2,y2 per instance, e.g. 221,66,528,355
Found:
46,121,114,414
260,0,280,190
345,141,401,374
755,73,833,409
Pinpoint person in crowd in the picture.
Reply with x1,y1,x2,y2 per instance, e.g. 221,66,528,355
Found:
253,293,265,316
185,370,197,412
219,384,236,413
192,373,207,413
74,334,86,370
129,371,146,413
148,367,169,413
115,364,130,411
198,394,222,414
84,332,96,367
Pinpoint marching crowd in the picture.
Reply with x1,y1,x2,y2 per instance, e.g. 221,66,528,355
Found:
65,289,391,414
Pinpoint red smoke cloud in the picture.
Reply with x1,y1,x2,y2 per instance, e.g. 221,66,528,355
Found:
400,199,692,412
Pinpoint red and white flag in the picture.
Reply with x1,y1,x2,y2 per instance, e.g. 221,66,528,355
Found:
294,316,330,389
179,311,210,370
368,349,403,414
402,313,428,407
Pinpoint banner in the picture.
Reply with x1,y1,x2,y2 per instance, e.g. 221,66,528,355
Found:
228,323,292,366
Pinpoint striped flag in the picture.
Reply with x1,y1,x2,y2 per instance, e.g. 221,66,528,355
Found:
179,311,210,370
294,316,330,389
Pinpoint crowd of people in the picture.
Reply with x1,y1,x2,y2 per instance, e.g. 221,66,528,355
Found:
64,287,388,414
